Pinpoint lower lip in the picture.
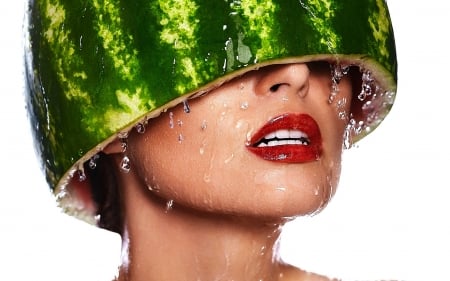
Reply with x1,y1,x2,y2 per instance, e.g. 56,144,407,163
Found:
246,114,322,163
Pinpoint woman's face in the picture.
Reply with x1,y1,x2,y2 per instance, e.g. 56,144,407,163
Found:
127,63,352,220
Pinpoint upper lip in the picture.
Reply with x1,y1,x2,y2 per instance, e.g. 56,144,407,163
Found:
246,113,322,162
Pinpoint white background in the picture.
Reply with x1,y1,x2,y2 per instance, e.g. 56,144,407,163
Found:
1,1,449,280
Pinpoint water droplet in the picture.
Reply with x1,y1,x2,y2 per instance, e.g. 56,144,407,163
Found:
246,130,253,143
117,133,128,153
260,246,267,256
331,63,350,84
79,35,83,50
224,153,234,164
135,123,145,134
338,111,347,120
328,63,350,104
117,131,129,139
77,169,86,181
177,119,183,127
178,134,184,143
120,139,128,153
169,112,174,129
120,156,131,173
240,101,249,110
343,123,354,149
358,69,374,101
314,186,320,196
183,100,191,113
328,92,337,104
201,120,208,130
165,199,174,212
88,154,100,169
199,141,207,155
276,154,288,160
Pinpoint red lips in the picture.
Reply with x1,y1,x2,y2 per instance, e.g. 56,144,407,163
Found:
246,113,322,163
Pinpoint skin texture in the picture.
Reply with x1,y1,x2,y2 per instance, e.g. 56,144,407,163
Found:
107,63,352,281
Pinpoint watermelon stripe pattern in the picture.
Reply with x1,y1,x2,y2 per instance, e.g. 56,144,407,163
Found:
25,0,397,211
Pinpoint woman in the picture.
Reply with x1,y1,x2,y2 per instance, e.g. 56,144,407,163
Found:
25,0,397,280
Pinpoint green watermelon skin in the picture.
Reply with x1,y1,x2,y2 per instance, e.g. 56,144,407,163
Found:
25,0,397,192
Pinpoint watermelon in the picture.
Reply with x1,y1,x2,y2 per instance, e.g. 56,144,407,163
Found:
25,0,397,223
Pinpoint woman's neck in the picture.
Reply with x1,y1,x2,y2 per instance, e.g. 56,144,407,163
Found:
118,193,286,281
114,164,333,281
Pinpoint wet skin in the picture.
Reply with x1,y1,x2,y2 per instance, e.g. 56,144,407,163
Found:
126,63,352,219
109,63,352,281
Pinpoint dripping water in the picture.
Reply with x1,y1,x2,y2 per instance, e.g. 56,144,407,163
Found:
183,100,191,113
77,168,86,182
169,112,174,129
88,154,98,169
117,132,129,153
358,69,375,101
165,199,174,212
135,122,146,134
120,156,131,173
328,63,350,104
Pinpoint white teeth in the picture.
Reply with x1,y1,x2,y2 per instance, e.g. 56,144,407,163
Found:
275,129,290,139
289,130,304,139
256,129,310,147
271,129,308,140
265,131,276,139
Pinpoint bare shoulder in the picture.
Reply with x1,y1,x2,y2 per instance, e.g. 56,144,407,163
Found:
279,263,339,281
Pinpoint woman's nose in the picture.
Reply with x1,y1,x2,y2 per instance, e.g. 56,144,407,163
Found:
254,63,309,98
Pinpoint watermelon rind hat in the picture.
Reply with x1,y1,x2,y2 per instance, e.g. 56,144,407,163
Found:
25,0,397,225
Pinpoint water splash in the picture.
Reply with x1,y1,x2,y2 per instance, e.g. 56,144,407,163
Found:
120,156,131,173
343,124,353,150
328,63,349,104
343,118,364,149
331,63,350,84
358,69,375,101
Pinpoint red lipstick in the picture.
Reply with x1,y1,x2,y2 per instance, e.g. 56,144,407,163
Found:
246,113,322,163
